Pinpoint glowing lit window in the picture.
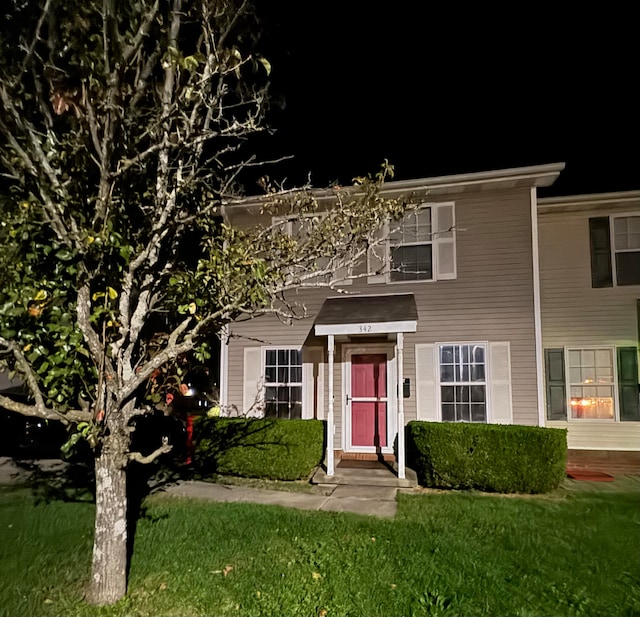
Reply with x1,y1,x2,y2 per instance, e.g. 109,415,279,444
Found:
568,348,615,420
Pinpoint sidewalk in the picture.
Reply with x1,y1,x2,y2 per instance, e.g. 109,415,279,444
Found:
0,457,409,518
162,480,403,518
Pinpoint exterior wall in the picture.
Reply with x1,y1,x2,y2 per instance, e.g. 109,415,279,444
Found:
538,194,640,451
224,183,540,452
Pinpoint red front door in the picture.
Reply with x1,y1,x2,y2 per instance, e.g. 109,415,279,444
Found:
351,354,387,447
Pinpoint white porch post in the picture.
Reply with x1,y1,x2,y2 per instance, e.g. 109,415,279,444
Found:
326,335,335,476
396,332,406,480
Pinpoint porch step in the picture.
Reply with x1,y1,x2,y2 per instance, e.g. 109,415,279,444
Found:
311,465,418,489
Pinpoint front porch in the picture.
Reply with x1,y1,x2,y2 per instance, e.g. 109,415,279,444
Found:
313,293,419,481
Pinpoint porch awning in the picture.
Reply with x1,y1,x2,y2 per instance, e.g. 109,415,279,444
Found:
314,293,418,336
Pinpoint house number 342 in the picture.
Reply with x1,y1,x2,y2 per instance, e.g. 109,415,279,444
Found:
359,325,372,333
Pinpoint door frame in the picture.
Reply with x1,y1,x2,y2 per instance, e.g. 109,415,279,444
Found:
342,343,397,454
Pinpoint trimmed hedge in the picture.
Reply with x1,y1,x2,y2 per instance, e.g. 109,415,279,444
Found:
192,417,324,481
406,421,567,494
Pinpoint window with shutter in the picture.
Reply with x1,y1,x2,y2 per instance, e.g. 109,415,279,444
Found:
385,202,456,283
589,215,640,287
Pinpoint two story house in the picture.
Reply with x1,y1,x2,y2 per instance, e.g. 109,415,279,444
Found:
219,162,591,477
538,191,640,473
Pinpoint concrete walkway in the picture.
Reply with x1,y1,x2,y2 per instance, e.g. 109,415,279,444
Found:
0,457,415,518
162,480,405,518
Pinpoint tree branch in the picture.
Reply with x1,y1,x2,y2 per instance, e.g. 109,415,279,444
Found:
128,437,173,464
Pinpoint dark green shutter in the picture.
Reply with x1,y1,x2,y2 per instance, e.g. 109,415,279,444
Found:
589,217,613,288
617,347,640,421
545,349,567,420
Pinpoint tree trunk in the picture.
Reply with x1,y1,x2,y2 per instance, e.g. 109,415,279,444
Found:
86,441,129,605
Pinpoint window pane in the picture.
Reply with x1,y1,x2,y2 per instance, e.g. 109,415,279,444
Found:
265,366,276,383
581,349,595,367
440,346,454,364
277,349,289,365
470,363,485,382
616,252,640,285
290,386,302,405
277,366,288,383
441,386,454,402
290,366,302,383
470,385,485,403
390,245,433,281
290,349,302,366
442,403,455,422
614,216,640,250
266,349,276,366
441,364,454,382
456,386,470,403
471,403,486,422
457,404,470,422
265,387,278,403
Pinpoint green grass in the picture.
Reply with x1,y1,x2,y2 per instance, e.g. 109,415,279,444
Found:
1,478,639,617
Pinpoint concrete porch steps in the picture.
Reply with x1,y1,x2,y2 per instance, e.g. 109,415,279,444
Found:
311,464,418,489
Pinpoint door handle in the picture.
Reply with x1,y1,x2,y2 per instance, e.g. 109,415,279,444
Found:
345,394,351,404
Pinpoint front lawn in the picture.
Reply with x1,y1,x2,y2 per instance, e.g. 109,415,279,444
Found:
1,478,639,617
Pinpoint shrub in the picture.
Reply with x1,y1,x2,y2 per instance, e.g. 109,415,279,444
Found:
192,417,324,481
406,421,567,493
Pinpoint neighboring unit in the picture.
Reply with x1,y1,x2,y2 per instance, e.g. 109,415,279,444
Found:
538,191,640,473
220,163,570,477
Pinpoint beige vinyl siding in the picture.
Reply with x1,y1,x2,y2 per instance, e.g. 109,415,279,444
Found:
539,197,640,450
390,189,537,425
539,207,639,347
226,186,539,430
547,420,640,451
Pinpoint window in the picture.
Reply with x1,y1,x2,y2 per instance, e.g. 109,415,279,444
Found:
545,347,640,422
384,203,456,283
613,216,640,285
264,348,302,419
589,215,640,287
568,348,615,419
272,214,350,284
438,343,487,422
389,208,433,281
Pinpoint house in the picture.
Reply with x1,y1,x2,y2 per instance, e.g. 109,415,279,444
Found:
538,190,640,473
217,163,640,477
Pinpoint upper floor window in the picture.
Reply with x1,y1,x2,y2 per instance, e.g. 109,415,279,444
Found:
369,202,456,284
272,214,351,285
589,214,640,287
613,216,640,285
389,208,433,281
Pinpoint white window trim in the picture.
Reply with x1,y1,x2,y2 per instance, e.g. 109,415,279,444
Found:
372,201,457,284
435,341,490,423
262,346,304,420
564,345,619,422
610,212,640,287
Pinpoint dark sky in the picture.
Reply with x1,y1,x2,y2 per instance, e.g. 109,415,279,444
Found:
253,4,638,198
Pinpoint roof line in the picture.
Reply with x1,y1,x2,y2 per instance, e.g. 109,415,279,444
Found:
224,163,566,208
538,190,640,208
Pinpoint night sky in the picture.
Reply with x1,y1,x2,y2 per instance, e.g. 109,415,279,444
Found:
253,3,638,198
